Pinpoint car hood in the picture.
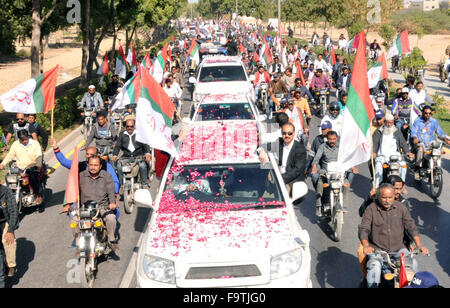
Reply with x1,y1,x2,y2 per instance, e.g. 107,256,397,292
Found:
195,81,253,96
145,206,297,261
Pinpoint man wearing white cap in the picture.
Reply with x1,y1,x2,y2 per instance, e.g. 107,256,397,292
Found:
79,85,104,112
372,113,413,187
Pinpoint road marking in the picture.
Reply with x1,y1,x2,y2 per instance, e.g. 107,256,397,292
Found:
48,139,86,174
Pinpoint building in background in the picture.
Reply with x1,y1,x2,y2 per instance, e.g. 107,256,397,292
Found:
406,0,443,11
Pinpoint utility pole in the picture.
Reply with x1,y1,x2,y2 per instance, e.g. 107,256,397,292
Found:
277,0,281,35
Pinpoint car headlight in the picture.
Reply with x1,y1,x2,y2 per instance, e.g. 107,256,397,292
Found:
270,248,303,280
143,255,176,284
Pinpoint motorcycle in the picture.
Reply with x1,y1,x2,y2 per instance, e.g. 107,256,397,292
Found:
274,93,288,112
97,145,113,162
73,201,109,288
377,154,407,184
111,108,125,135
5,162,48,213
375,92,386,110
257,82,269,115
397,117,411,145
120,157,145,214
314,88,330,117
392,56,400,73
416,141,445,199
320,162,346,242
81,108,95,141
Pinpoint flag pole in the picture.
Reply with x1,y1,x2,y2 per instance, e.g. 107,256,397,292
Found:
51,107,54,140
370,121,376,190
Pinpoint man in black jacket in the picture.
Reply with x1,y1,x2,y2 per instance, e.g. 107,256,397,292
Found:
0,184,19,278
27,114,49,151
111,119,151,188
259,122,307,195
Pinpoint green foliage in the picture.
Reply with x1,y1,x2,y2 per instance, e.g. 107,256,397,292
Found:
432,92,450,135
378,23,396,50
390,9,450,35
399,47,427,78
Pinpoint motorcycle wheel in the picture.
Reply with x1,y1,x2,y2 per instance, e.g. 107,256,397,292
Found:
123,188,134,214
80,257,95,288
332,207,344,242
429,167,443,199
320,101,326,118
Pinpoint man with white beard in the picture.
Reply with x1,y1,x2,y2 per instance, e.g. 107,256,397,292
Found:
372,114,414,187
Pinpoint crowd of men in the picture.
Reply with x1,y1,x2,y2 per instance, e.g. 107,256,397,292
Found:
0,19,447,288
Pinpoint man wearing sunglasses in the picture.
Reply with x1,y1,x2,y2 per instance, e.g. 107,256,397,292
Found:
411,105,450,180
111,119,152,189
3,113,38,150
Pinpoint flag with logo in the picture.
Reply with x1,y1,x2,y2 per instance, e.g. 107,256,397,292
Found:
136,67,177,157
387,30,411,59
367,53,389,89
151,42,169,84
0,65,59,114
112,67,141,111
337,30,375,172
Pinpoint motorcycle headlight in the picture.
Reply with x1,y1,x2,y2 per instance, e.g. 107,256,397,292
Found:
122,166,132,173
143,255,176,284
390,163,400,170
6,175,17,184
432,149,441,156
270,248,303,280
331,181,341,189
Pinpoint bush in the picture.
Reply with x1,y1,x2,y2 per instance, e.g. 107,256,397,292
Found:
390,9,450,35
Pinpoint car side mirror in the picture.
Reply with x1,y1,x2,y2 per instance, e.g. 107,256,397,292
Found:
134,189,153,209
291,181,308,202
189,77,196,84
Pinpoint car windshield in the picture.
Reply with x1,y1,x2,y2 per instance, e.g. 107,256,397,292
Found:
199,66,247,83
162,163,285,212
196,103,255,121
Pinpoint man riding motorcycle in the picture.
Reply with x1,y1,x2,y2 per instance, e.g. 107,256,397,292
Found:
0,130,43,206
372,114,414,187
268,73,289,114
3,113,38,150
83,111,117,158
391,87,419,140
111,119,152,189
0,183,19,278
321,102,344,136
411,105,450,181
79,85,104,112
359,183,429,288
310,69,334,105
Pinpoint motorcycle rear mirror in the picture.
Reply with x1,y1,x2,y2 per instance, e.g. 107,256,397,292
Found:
134,189,153,208
291,181,308,202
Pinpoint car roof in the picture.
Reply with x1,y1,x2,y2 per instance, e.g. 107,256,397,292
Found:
200,93,250,105
201,56,243,67
176,121,259,166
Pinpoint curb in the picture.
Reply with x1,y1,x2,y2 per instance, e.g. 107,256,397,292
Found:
43,124,83,164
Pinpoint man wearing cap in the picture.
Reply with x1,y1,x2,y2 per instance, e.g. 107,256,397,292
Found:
372,113,413,187
391,87,419,138
79,85,104,112
306,121,332,188
404,271,442,288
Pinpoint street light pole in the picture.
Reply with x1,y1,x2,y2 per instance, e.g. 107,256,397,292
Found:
278,0,281,35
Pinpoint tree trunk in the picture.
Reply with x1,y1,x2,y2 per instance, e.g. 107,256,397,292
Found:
80,0,90,85
31,0,41,77
40,35,44,74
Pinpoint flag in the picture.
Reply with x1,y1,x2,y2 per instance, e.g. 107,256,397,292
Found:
260,40,273,67
135,67,177,157
97,52,109,86
188,39,200,66
239,43,246,55
331,45,336,66
387,30,411,59
0,65,59,114
337,30,375,172
151,42,169,84
399,252,409,288
367,53,389,89
64,147,79,205
115,45,127,79
292,60,306,86
141,53,152,70
112,67,141,111
126,42,138,74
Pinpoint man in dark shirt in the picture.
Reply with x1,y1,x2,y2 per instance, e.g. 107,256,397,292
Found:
27,114,48,151
3,113,38,150
80,156,119,252
111,119,151,188
0,184,19,278
358,183,429,288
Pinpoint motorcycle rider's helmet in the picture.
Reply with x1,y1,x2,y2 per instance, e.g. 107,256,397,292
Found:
329,101,340,112
401,87,410,94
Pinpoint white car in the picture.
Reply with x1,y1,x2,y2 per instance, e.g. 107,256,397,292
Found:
188,93,264,123
134,121,312,288
190,56,255,105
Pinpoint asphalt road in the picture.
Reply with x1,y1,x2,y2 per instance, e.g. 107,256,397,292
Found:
6,72,450,288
